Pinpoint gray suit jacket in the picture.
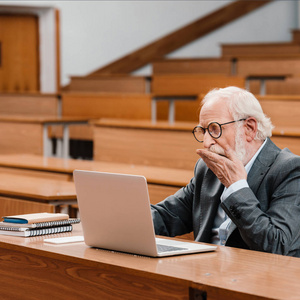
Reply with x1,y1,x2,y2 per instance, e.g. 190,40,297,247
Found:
151,138,300,257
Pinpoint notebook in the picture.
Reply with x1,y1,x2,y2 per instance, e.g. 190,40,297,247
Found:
73,170,217,257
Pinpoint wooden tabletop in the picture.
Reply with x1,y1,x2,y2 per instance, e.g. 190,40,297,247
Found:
1,223,300,299
0,154,194,187
0,114,91,124
0,173,76,202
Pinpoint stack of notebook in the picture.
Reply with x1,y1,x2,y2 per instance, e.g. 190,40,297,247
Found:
0,212,80,237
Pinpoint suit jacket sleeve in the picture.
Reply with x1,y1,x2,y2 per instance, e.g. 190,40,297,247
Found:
151,161,200,237
222,148,300,256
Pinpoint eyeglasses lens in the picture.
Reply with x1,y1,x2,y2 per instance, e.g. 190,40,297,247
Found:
208,122,221,138
193,127,205,142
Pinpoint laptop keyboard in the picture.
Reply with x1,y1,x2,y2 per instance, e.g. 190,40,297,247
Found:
157,244,188,253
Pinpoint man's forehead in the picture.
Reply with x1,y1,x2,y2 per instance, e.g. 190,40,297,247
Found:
200,99,231,123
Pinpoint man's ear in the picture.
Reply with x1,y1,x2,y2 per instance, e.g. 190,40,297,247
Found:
244,117,257,142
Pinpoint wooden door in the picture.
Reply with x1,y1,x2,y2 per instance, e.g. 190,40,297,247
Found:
0,14,39,92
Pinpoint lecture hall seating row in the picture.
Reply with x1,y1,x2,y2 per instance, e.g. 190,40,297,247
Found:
1,92,300,160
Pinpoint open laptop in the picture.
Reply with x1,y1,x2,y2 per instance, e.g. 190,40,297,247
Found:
73,170,217,257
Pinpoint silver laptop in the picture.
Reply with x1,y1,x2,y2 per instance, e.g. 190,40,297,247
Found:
73,170,217,257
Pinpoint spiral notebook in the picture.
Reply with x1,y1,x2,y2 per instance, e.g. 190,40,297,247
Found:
73,170,217,257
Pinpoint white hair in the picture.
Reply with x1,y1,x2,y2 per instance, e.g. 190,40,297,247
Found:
201,86,274,141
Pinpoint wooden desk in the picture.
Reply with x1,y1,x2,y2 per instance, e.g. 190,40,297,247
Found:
0,154,193,207
0,173,76,217
0,224,300,299
0,115,89,159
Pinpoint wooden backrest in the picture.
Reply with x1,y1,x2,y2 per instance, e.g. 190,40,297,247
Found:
67,75,149,93
62,93,152,120
152,59,232,75
236,57,300,77
93,119,201,170
0,93,58,116
151,74,245,96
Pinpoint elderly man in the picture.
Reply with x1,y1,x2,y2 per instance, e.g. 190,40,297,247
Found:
151,86,300,257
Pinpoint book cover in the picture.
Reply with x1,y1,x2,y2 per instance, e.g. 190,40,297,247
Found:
2,212,69,224
0,224,73,237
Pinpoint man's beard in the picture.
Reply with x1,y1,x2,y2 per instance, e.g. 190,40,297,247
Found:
208,127,246,164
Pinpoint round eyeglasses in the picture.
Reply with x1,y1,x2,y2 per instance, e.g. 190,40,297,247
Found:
192,119,246,143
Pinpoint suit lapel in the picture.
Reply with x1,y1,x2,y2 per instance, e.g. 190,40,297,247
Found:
247,138,280,195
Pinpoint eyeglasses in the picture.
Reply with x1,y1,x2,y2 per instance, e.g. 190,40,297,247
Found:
192,119,246,143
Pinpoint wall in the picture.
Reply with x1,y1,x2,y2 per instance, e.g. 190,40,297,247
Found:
0,0,298,88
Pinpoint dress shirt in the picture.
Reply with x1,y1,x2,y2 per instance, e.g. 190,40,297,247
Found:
211,139,267,245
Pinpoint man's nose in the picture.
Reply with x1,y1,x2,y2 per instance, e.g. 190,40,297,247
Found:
203,131,215,149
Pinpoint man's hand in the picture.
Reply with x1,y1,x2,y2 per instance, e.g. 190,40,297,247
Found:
196,146,247,188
